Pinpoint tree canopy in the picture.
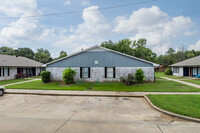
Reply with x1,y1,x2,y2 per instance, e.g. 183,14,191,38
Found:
101,38,157,62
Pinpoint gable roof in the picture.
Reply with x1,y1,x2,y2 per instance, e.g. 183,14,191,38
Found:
0,54,43,67
170,55,200,67
46,45,157,66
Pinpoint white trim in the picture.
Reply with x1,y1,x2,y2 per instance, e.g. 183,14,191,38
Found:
46,45,157,66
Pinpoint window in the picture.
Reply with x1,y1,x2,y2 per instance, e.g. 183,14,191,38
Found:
0,68,1,77
193,67,198,75
105,67,115,78
173,67,179,74
80,67,90,78
198,67,200,75
4,67,8,76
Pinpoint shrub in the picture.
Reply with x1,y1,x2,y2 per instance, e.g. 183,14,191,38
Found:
120,76,126,83
62,67,77,84
165,68,172,75
40,71,51,83
135,68,144,84
120,74,135,86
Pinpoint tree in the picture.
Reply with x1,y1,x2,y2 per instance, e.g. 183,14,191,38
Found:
15,47,34,59
0,46,15,55
59,50,67,59
35,48,53,63
37,48,51,57
101,38,157,62
101,40,116,50
166,48,175,55
132,38,157,62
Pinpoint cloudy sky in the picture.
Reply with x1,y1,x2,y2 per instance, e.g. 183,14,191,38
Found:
0,0,200,57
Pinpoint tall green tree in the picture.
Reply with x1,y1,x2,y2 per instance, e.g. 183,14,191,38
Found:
59,50,67,59
0,46,15,55
132,38,157,62
35,48,53,63
15,47,34,59
101,38,157,62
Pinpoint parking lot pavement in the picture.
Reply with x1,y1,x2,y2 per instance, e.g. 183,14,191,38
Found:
0,94,199,133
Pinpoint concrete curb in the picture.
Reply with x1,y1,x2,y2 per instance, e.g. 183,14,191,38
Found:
5,92,143,98
144,95,200,123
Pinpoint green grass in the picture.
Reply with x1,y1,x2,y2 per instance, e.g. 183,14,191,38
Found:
184,79,200,85
5,79,200,92
155,72,189,79
29,76,41,79
0,79,31,86
147,94,200,119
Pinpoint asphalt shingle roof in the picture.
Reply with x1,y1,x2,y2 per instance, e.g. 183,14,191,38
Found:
170,55,200,67
0,54,43,67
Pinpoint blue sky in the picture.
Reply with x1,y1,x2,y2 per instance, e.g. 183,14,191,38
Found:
0,0,200,57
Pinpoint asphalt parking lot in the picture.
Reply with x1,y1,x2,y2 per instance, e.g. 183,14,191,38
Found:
0,94,199,133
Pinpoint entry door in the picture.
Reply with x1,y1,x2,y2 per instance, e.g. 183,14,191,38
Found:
31,68,36,76
183,67,189,76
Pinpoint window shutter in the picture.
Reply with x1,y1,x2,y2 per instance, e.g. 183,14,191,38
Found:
113,67,115,78
80,67,82,78
8,68,10,76
88,67,90,78
0,68,1,77
3,68,4,77
105,67,107,78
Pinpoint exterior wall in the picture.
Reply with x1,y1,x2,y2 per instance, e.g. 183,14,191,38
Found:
36,67,41,76
172,67,183,76
47,51,153,68
47,67,155,82
0,67,17,81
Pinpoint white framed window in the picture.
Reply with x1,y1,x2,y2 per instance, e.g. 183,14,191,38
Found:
81,67,90,78
198,67,200,75
193,67,198,75
107,67,114,78
173,67,179,74
0,68,1,77
4,67,8,76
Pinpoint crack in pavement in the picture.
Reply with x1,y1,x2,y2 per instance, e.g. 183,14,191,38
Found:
54,110,77,133
156,124,164,133
54,97,88,133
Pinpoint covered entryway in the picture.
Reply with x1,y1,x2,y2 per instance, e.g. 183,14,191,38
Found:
17,67,37,76
183,67,189,76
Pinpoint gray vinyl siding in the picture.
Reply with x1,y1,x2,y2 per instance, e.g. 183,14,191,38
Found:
47,51,153,67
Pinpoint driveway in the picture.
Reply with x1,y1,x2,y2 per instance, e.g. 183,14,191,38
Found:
0,94,199,133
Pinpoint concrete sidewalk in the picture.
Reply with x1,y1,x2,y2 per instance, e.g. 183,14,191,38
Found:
161,77,200,89
2,79,41,87
5,89,200,97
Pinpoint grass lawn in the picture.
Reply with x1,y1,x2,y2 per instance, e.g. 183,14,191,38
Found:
29,76,41,79
155,72,189,79
5,79,200,92
0,79,31,86
147,94,200,119
184,79,200,85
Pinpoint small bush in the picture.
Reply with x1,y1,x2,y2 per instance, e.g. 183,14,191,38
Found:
40,71,51,83
120,74,135,86
120,76,126,83
135,68,144,84
165,68,172,75
62,67,77,84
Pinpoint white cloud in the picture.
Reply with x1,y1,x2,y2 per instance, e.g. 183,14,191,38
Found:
0,0,41,16
81,0,90,6
53,6,111,52
188,40,200,50
113,6,195,54
0,0,55,48
64,0,71,5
